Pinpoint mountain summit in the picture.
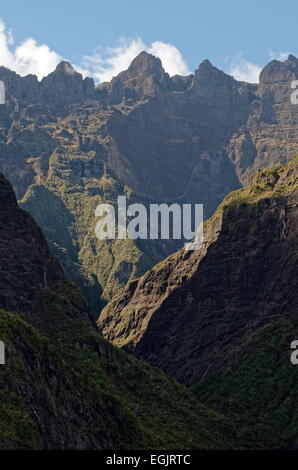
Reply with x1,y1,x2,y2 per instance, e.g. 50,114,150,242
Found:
0,53,298,310
41,60,95,104
96,50,172,103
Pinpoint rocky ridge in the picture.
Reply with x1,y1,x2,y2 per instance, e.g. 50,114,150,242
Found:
99,156,298,386
0,52,298,311
0,171,235,450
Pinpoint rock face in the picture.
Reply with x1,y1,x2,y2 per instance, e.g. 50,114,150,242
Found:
0,172,63,321
96,51,174,103
0,53,298,311
41,61,95,105
99,156,298,386
0,171,235,450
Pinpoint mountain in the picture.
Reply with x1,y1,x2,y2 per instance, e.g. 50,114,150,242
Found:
99,155,298,382
1,53,298,313
1,50,298,451
0,171,235,450
193,307,298,449
98,156,298,447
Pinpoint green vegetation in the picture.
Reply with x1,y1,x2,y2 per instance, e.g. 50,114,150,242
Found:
21,149,156,314
193,309,298,449
218,154,298,211
0,391,41,450
0,292,236,449
10,154,297,450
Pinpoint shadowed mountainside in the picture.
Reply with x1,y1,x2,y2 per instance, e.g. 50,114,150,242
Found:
99,156,298,383
0,171,236,450
98,156,298,448
1,52,298,312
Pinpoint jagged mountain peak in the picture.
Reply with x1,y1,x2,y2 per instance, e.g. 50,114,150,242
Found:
197,58,213,70
53,60,80,76
284,53,298,73
194,58,237,85
96,50,171,103
1,47,298,311
259,54,298,84
40,60,95,105
41,60,83,83
127,51,165,76
286,53,298,64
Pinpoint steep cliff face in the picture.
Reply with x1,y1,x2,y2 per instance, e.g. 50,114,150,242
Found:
193,308,298,449
0,53,298,310
0,172,235,450
230,54,298,183
99,156,298,386
0,172,62,320
96,51,174,103
41,61,95,105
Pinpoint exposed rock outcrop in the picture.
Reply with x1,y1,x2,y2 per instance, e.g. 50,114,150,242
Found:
99,156,298,387
0,171,235,450
0,53,298,310
96,51,173,103
0,172,64,323
41,61,95,105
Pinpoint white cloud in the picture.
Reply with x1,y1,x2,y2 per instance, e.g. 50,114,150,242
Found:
227,53,262,83
80,38,146,83
2,18,293,87
269,51,290,61
0,20,190,83
81,37,190,82
0,19,62,79
148,41,190,76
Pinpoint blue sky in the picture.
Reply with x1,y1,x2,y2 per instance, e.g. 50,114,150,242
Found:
0,0,298,82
